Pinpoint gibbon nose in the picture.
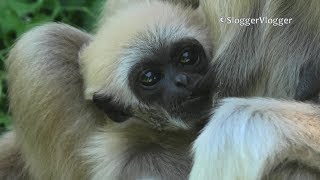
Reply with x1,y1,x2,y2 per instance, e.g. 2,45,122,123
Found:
174,74,189,87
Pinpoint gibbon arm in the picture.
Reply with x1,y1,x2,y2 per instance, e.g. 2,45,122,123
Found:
190,98,320,180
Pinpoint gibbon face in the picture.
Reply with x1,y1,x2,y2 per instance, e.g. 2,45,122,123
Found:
128,38,211,121
80,2,213,128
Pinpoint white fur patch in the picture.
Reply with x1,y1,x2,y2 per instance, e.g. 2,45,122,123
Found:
190,98,299,180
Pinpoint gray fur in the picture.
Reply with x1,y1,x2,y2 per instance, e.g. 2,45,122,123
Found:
0,132,29,180
204,0,320,99
198,0,320,179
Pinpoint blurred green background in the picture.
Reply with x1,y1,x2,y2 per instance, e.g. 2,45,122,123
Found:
0,0,105,134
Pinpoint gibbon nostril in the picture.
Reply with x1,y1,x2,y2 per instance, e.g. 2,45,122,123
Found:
175,74,189,87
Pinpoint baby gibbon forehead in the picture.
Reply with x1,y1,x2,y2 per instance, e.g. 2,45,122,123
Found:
80,1,210,107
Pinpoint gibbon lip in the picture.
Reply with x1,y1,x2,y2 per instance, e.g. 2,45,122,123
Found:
181,96,204,106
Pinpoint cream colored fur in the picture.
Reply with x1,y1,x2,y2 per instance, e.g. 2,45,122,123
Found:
1,0,320,179
201,0,320,98
2,1,207,179
80,1,210,107
190,98,320,179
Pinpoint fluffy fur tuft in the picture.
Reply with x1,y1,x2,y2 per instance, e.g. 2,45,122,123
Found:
191,98,320,180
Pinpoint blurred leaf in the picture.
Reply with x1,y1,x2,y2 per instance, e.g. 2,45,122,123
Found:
0,112,12,135
0,0,104,134
59,0,86,7
8,1,41,17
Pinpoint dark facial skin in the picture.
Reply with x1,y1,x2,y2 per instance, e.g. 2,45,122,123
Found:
93,38,214,123
128,38,213,122
93,94,131,123
294,60,320,103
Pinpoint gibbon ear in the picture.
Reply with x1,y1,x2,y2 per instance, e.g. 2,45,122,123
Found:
294,61,320,102
93,94,132,123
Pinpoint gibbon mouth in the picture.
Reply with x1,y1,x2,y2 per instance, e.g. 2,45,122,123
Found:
182,96,202,105
181,96,211,108
172,95,212,122
190,79,216,98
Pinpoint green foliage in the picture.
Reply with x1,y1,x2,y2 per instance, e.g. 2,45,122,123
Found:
0,0,105,134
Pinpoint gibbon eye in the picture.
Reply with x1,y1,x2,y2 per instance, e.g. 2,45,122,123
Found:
139,70,162,86
179,48,199,65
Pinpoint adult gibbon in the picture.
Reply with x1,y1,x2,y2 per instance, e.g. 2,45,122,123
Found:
190,0,320,179
1,0,320,180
